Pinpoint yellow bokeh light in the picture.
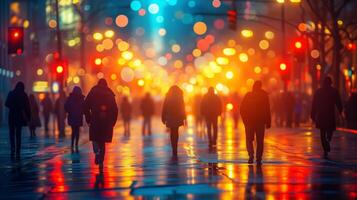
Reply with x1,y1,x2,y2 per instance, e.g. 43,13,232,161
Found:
23,20,29,28
172,44,181,53
193,21,207,35
48,19,57,29
241,29,253,38
265,31,274,40
239,53,249,62
104,30,114,38
259,40,270,50
117,58,126,65
122,51,134,61
254,66,262,74
94,58,102,65
276,0,284,3
110,73,117,80
102,39,114,50
73,76,80,84
37,68,44,76
337,20,343,26
96,44,104,52
223,48,236,56
216,57,229,65
225,71,234,79
192,49,201,57
226,103,234,111
137,79,145,87
118,41,130,51
174,60,183,68
93,32,103,41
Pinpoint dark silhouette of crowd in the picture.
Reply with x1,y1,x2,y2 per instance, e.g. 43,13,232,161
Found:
4,75,357,171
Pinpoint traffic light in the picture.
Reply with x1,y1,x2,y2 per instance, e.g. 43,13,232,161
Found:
293,38,305,62
347,43,356,51
227,10,237,31
53,59,67,85
279,61,290,81
8,27,24,54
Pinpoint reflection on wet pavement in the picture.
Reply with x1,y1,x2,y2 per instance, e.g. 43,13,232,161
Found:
1,117,357,199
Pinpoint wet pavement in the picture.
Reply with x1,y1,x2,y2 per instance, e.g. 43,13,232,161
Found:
1,117,357,199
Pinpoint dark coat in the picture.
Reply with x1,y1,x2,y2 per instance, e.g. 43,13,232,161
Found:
311,86,343,130
84,85,118,143
41,96,53,117
5,85,31,127
162,91,186,128
240,89,271,128
65,92,85,127
200,93,222,120
120,100,132,121
29,97,41,128
140,96,155,118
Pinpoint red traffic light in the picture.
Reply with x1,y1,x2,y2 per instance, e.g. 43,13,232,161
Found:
56,65,64,73
8,27,24,54
294,41,302,49
227,10,237,30
280,62,287,71
347,43,356,51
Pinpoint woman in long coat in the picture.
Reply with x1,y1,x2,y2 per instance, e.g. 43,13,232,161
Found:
120,96,132,136
84,79,118,173
65,86,85,153
29,94,41,137
161,85,186,157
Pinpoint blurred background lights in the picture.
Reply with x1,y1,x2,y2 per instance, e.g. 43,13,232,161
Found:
239,53,249,62
259,40,270,50
121,67,135,82
225,71,234,79
148,3,159,14
241,29,253,38
115,15,128,27
193,21,207,35
104,30,114,38
130,0,141,11
93,32,103,41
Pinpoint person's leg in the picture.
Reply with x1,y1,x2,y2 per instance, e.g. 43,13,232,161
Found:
142,117,147,135
98,142,105,173
255,126,265,164
245,126,254,163
74,126,80,151
71,126,75,151
213,117,218,145
9,125,15,158
170,127,179,156
148,117,152,135
206,120,212,146
326,130,333,152
320,129,328,156
92,141,99,165
15,126,22,158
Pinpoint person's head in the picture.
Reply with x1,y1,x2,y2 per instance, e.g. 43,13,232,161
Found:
167,85,183,99
14,81,25,92
208,87,215,95
252,80,262,92
72,86,82,95
98,78,108,87
323,76,332,87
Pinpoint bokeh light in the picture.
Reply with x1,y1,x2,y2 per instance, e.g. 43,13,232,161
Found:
115,15,129,27
239,53,249,62
193,21,207,35
130,0,141,11
148,3,159,14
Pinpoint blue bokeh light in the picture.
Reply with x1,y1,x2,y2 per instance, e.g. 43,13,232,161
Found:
130,0,142,11
148,3,160,14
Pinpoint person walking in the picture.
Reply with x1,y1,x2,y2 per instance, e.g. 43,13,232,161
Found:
162,85,186,158
5,82,31,160
240,80,271,165
345,92,357,130
140,93,155,135
84,79,118,173
55,91,66,136
231,92,241,129
311,76,343,158
28,94,41,137
65,86,85,153
200,87,222,147
120,96,132,136
41,93,53,132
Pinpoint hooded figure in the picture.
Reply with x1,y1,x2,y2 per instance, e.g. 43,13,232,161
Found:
84,79,118,173
65,86,85,152
162,85,186,157
5,82,31,159
311,76,343,158
200,87,222,147
240,80,271,165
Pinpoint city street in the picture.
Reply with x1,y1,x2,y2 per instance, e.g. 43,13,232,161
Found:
1,117,357,199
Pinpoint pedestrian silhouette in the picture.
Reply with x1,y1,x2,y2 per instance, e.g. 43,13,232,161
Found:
84,79,118,173
140,92,155,135
311,76,343,158
240,80,271,165
162,85,186,158
282,91,295,128
200,87,222,147
41,93,53,132
5,82,31,160
345,92,357,129
28,94,41,137
55,91,66,136
120,96,132,136
65,86,85,153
